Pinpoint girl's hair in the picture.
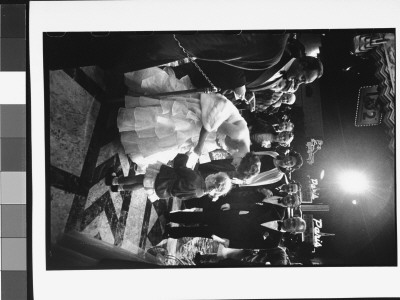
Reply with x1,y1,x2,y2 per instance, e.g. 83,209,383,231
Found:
237,152,261,179
209,172,232,201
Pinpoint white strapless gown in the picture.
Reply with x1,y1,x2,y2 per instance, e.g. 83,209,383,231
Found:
117,67,238,171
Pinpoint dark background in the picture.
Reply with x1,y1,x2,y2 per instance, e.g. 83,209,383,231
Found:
290,29,396,265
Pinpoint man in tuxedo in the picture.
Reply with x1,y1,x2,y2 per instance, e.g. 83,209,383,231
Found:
45,32,290,72
183,181,300,213
165,202,306,249
182,187,266,212
173,45,323,98
246,56,323,92
261,194,301,208
44,32,292,97
279,180,301,194
259,180,302,197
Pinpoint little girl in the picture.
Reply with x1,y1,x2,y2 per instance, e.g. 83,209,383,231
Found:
106,153,232,202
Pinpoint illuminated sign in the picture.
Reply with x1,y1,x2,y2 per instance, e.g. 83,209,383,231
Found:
303,214,334,249
302,216,324,247
302,214,314,243
309,178,320,200
313,218,323,248
301,177,319,203
306,139,323,165
355,85,383,127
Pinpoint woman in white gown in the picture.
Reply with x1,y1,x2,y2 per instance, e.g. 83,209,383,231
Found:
117,67,251,170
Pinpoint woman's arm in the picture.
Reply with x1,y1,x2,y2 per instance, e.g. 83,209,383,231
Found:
201,93,245,133
218,120,251,156
218,119,249,141
200,93,251,153
193,126,210,155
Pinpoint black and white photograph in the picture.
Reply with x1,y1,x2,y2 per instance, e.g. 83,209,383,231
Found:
43,29,396,269
30,1,399,299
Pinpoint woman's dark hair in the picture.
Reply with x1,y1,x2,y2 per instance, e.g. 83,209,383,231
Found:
254,90,275,104
237,152,261,179
276,150,303,172
288,150,303,171
277,131,294,146
249,114,280,135
298,56,324,78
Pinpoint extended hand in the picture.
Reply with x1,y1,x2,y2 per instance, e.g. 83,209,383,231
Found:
233,85,246,100
193,145,202,156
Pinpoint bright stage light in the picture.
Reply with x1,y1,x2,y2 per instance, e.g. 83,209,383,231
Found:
320,170,325,180
338,171,368,193
352,200,357,205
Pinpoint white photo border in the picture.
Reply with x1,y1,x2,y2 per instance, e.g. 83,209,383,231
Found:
30,1,399,299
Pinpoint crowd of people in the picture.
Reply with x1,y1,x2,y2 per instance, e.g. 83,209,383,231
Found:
88,32,325,266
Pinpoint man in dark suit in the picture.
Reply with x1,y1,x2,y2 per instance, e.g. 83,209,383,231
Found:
44,32,289,73
259,180,302,198
182,186,266,212
173,39,323,98
165,202,306,249
176,55,323,96
261,194,301,208
44,32,291,97
183,181,300,212
277,180,301,194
